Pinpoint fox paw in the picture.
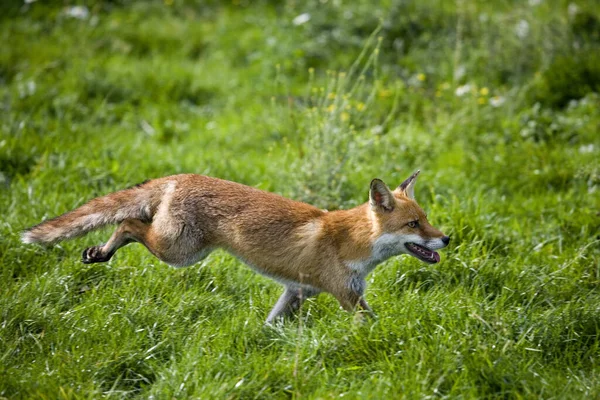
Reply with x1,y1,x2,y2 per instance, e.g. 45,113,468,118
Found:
82,246,110,264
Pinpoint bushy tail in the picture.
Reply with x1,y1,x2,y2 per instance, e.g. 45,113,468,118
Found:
22,184,155,245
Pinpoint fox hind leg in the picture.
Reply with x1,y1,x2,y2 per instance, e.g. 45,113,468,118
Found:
265,286,320,324
82,219,149,264
81,214,212,267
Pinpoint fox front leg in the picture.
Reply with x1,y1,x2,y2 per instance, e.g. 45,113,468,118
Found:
333,275,376,321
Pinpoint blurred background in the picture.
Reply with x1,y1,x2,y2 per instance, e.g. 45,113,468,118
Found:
2,0,598,207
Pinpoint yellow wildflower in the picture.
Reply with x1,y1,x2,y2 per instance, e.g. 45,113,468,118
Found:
378,89,393,98
478,97,487,105
326,104,336,112
479,87,489,96
327,92,336,100
356,102,365,111
417,73,426,82
341,112,350,122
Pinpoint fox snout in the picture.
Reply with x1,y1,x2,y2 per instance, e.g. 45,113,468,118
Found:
424,234,450,251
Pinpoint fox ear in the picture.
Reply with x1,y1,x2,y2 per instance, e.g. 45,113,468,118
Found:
398,170,420,199
370,179,395,212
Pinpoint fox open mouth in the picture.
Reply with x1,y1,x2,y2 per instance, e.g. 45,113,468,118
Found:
405,243,440,264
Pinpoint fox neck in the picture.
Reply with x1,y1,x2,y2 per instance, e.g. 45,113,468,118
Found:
322,204,398,273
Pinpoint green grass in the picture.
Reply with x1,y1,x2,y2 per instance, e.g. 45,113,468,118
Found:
1,0,600,398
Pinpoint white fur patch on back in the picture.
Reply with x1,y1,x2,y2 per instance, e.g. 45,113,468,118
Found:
153,180,179,238
155,181,176,216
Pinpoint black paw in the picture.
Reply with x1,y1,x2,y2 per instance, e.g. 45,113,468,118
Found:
82,246,109,264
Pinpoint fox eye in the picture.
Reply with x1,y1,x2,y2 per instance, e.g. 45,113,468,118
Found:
407,220,419,228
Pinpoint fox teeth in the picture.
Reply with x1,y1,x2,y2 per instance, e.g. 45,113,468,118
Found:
406,242,439,263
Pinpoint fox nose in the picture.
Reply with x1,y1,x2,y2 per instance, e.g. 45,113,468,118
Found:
442,236,450,245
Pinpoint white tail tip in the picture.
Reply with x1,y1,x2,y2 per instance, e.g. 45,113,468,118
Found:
21,231,36,244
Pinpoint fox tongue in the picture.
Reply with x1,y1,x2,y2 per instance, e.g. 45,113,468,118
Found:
423,248,440,263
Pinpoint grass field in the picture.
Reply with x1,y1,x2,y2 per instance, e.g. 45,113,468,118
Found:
1,0,600,398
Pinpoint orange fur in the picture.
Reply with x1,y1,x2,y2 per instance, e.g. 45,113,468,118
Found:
22,172,449,323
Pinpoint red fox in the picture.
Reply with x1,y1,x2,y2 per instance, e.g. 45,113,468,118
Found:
22,171,449,323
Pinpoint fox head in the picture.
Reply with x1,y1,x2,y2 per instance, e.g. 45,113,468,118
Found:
368,171,450,264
